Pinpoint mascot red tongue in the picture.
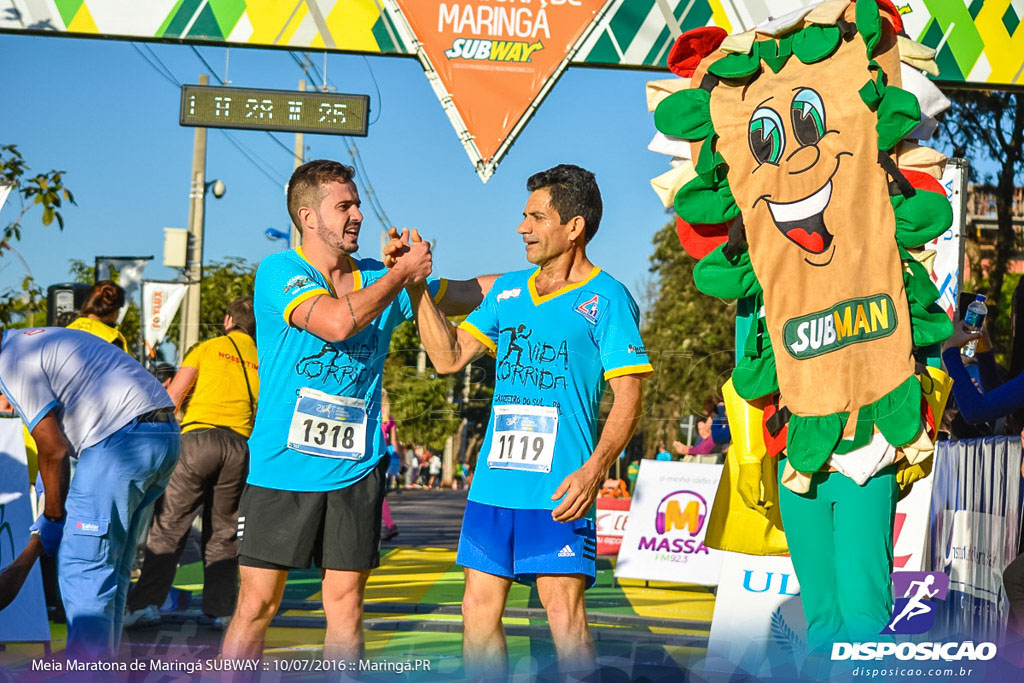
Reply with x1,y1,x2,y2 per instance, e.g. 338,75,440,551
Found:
647,0,955,655
789,229,824,253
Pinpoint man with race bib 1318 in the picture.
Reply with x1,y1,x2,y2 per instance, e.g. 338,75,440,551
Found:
399,164,652,677
222,160,494,663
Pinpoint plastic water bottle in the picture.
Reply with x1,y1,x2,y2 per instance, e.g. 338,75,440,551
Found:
962,295,988,359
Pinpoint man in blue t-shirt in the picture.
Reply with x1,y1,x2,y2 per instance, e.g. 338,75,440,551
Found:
398,164,652,677
222,160,495,663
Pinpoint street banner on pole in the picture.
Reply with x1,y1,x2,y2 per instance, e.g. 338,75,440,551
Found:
386,0,614,181
614,460,723,584
143,281,188,358
95,256,153,324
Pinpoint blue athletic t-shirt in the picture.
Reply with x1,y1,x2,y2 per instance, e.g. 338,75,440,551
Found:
460,267,652,511
248,247,445,492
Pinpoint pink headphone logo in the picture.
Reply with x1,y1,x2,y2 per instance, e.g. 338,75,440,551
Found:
654,490,708,535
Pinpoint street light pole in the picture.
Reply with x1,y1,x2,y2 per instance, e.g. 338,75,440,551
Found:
289,79,305,250
178,73,209,364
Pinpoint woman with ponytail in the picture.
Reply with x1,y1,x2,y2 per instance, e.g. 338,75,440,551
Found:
66,280,129,352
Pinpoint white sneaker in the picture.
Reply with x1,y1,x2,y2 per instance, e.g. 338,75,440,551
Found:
124,605,161,629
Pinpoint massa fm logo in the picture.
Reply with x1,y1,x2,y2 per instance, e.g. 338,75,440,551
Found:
636,490,711,557
783,294,898,360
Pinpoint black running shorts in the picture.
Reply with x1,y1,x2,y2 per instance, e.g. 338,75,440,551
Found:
237,457,387,571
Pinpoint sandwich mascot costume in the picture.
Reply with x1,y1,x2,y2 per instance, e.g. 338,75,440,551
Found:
645,0,955,656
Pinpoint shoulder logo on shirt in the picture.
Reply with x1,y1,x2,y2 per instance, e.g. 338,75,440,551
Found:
628,344,647,356
496,288,521,302
574,293,604,325
24,329,45,336
284,276,313,294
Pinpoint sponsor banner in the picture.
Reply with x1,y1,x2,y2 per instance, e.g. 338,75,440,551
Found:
614,460,723,584
143,281,187,358
893,471,933,573
931,437,1024,643
0,419,50,642
387,0,612,180
596,496,630,555
705,552,807,679
576,0,1023,88
0,1,407,54
704,472,934,677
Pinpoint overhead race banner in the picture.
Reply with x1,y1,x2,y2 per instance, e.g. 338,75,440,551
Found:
1,2,1019,180
384,0,613,181
3,1,1012,84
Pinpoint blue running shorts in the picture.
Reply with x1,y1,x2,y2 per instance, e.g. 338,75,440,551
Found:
456,500,597,588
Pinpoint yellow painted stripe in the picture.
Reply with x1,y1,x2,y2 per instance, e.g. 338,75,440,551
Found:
604,363,654,380
459,321,497,353
528,266,601,306
283,288,330,326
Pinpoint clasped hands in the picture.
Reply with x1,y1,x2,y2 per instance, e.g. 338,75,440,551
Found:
383,226,433,286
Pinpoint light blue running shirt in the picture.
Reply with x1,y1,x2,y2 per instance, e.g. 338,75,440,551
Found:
460,267,652,511
247,247,444,492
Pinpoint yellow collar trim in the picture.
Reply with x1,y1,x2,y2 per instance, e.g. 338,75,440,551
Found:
527,266,601,306
294,247,362,295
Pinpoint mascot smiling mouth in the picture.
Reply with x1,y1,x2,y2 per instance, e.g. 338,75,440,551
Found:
761,153,850,265
766,179,834,254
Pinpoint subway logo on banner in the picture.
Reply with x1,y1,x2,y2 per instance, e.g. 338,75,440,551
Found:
783,294,898,359
445,38,544,62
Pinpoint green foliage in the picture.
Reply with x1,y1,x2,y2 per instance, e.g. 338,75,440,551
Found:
383,321,463,451
0,145,75,328
938,91,1024,343
1,144,75,245
640,221,737,449
0,276,44,328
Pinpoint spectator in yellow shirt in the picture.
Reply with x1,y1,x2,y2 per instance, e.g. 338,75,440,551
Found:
126,296,258,630
65,281,129,352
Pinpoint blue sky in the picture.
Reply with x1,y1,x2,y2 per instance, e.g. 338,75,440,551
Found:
0,32,673,310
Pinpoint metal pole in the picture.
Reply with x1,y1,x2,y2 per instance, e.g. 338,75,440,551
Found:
290,80,305,250
178,73,209,364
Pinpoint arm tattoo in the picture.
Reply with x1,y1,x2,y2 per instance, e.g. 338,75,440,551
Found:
345,294,358,329
304,294,324,329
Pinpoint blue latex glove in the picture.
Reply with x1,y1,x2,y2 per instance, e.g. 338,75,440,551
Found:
29,514,65,557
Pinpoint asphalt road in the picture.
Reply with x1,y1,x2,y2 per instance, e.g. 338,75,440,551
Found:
382,488,467,550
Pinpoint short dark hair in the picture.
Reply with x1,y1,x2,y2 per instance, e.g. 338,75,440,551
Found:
287,160,356,231
81,281,125,318
226,296,255,337
152,363,176,384
526,164,603,243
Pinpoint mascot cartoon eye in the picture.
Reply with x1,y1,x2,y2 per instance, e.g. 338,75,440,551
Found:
748,107,785,166
791,88,827,147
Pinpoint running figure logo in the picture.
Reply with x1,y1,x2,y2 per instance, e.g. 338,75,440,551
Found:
881,571,949,635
